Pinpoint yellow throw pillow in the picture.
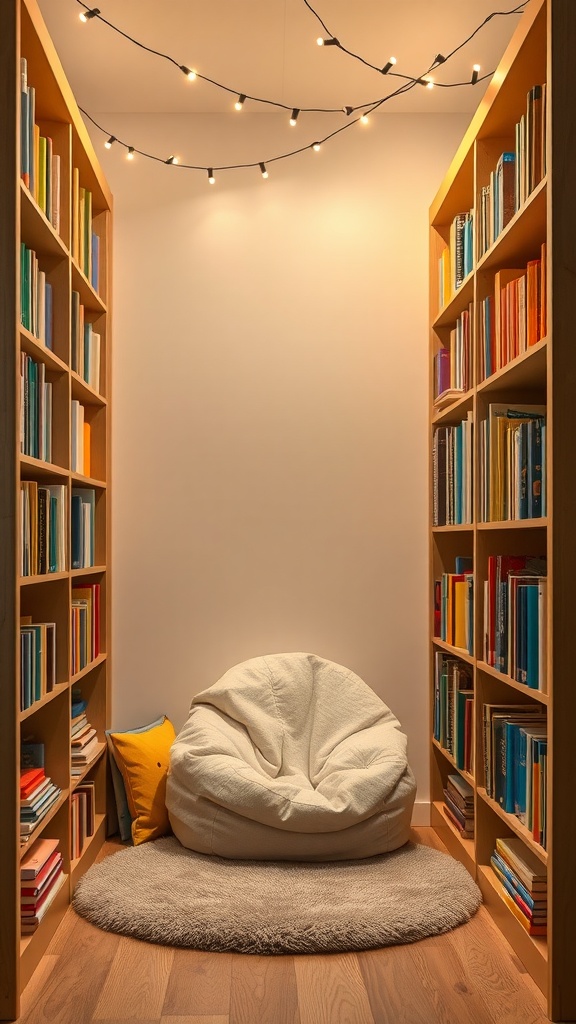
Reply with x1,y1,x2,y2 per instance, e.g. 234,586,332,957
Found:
108,716,176,845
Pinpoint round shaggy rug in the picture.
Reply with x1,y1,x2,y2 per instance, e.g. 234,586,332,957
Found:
73,838,481,955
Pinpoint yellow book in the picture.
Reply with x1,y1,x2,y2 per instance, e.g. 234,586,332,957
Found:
454,580,467,649
72,167,80,263
33,123,40,204
83,422,91,478
84,189,92,281
38,137,46,213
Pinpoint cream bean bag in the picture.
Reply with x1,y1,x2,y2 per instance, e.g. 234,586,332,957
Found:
166,653,416,861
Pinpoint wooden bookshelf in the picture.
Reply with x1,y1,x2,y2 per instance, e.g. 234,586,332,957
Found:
0,0,112,1018
429,1,576,1019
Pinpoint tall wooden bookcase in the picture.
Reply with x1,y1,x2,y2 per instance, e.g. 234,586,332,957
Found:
429,1,576,1020
0,0,112,1018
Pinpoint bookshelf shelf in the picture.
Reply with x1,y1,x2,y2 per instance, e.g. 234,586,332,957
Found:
431,738,475,785
429,2,576,1015
70,743,106,790
431,524,474,534
477,788,548,866
432,389,474,424
0,0,113,1015
70,814,106,889
431,800,476,874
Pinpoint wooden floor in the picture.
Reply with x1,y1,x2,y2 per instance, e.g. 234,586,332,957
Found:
17,828,549,1024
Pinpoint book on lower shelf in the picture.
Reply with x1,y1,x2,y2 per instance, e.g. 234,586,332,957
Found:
20,481,67,576
483,554,547,690
20,618,56,711
433,304,473,401
433,556,474,654
432,415,473,526
479,404,546,522
443,773,474,839
20,745,62,847
478,250,546,380
489,836,547,937
71,780,96,860
482,704,547,846
20,244,53,347
20,837,65,935
433,654,473,771
71,582,101,673
20,353,53,461
71,688,102,777
71,487,96,569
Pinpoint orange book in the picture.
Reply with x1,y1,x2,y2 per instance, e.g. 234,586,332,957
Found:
526,259,541,347
540,242,547,339
494,270,524,371
83,422,91,478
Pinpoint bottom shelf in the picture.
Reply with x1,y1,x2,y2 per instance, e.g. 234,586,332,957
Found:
477,864,548,996
20,873,70,990
431,800,475,875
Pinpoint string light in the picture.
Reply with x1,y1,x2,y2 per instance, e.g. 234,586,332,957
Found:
179,65,197,81
426,78,435,90
317,36,339,47
126,146,135,160
104,135,116,149
235,94,246,111
290,109,300,126
312,142,321,152
381,57,397,75
471,64,481,84
434,54,447,65
79,7,99,21
360,114,369,125
343,106,354,116
165,155,179,164
208,168,215,184
259,162,268,179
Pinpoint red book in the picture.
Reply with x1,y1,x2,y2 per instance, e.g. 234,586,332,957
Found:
20,837,59,880
20,768,45,798
21,865,63,915
20,851,61,896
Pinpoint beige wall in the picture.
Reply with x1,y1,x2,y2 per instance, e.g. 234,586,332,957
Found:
97,112,469,814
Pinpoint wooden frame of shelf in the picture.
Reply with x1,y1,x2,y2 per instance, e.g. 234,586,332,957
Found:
429,1,576,1018
0,0,113,1018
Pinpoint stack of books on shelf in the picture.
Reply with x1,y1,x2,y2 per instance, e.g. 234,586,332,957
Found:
478,252,547,380
490,837,547,936
20,747,61,846
433,654,474,771
443,773,474,839
20,244,53,347
20,58,61,233
20,838,65,936
71,487,96,569
71,691,100,777
20,481,67,576
20,353,53,461
431,414,473,526
434,556,474,655
72,170,100,292
483,704,547,844
479,403,546,522
483,554,547,690
477,83,546,257
71,780,96,860
438,210,474,307
433,304,473,403
20,619,56,711
71,291,101,392
71,401,91,476
71,582,101,675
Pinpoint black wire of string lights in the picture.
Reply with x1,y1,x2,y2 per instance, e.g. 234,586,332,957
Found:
76,0,531,181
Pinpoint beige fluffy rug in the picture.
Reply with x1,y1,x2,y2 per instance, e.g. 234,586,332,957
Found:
72,837,481,954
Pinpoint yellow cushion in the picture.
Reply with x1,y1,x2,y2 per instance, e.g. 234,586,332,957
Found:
108,716,176,845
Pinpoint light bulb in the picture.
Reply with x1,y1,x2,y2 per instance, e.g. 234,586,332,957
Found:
290,108,300,127
79,7,100,21
235,94,246,111
165,155,179,165
360,114,369,125
426,78,435,90
317,37,324,46
208,168,215,184
471,64,480,85
343,106,354,116
259,162,268,179
179,65,197,81
126,147,135,160
312,142,321,152
104,136,116,149
382,57,396,74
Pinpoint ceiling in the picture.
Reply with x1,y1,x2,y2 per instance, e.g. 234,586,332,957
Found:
37,0,527,116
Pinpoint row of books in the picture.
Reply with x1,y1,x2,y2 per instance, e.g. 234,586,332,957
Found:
71,694,101,777
434,557,474,655
72,291,102,393
20,619,56,712
20,59,61,234
20,747,62,846
71,583,101,675
71,401,92,476
431,415,473,526
515,83,546,212
433,654,474,772
20,244,53,347
71,780,96,860
438,210,474,307
478,151,515,256
20,353,53,462
21,481,67,576
483,554,547,690
20,838,65,935
479,404,546,522
72,169,100,292
72,488,96,569
490,836,546,936
478,251,547,381
442,772,474,839
433,304,473,403
483,704,547,846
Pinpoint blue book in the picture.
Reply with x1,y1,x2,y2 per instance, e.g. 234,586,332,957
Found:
528,418,544,518
71,494,83,569
518,421,528,518
504,721,519,813
494,717,508,808
526,584,539,688
455,690,468,768
45,281,53,349
455,557,473,574
515,727,527,816
20,742,45,768
491,853,540,909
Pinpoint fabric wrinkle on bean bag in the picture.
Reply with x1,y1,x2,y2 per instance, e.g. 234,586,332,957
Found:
166,652,416,861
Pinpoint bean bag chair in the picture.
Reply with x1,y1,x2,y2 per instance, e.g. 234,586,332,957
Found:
166,653,416,861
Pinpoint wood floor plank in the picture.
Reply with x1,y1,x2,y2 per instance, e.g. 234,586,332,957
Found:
19,914,120,1024
19,955,60,1018
161,1017,228,1024
230,955,300,1024
162,950,232,1016
294,952,374,1024
93,937,174,1020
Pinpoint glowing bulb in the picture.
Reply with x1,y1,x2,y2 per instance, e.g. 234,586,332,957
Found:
426,78,435,89
290,108,300,127
471,64,481,85
317,37,324,46
104,135,116,149
382,56,396,74
179,65,197,81
126,147,135,160
312,142,321,152
259,162,268,179
79,7,99,21
208,168,215,184
360,114,369,125
165,155,179,165
343,106,354,116
235,94,246,111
